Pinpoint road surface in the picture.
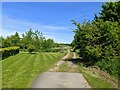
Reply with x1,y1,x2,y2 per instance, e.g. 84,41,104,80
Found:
31,72,91,88
31,49,91,88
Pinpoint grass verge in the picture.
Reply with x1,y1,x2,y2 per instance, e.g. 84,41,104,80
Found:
78,65,115,88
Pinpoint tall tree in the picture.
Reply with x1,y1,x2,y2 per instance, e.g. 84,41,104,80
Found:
12,32,20,46
95,2,120,24
71,2,120,76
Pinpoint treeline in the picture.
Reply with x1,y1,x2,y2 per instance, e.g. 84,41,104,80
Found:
71,2,120,77
0,29,63,53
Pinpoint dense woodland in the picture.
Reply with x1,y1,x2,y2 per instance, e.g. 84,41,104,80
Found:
71,2,120,77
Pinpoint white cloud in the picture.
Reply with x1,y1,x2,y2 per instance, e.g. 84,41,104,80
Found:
2,15,73,43
3,15,69,32
2,15,69,35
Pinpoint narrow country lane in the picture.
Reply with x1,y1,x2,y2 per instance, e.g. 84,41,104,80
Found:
31,72,91,88
31,49,91,88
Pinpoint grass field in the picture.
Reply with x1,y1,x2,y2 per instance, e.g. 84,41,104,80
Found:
1,52,65,88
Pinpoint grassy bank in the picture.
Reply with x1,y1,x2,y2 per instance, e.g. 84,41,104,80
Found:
1,52,65,88
57,56,118,88
78,64,117,88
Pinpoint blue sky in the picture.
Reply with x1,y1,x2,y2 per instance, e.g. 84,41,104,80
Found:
2,2,102,43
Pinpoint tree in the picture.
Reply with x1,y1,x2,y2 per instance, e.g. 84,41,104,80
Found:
21,29,46,51
33,30,45,51
71,2,120,76
21,29,35,50
94,2,120,24
12,32,20,46
43,39,54,49
0,36,4,48
2,29,57,52
2,32,20,47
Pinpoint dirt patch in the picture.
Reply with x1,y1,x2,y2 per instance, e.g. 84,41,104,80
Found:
49,51,78,72
49,61,66,72
49,49,71,72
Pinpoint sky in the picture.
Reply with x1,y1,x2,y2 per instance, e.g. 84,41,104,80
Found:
2,2,102,43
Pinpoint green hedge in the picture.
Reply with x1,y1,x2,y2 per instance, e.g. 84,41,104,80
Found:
0,46,20,60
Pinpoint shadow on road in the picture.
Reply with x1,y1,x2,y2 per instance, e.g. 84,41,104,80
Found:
64,58,92,67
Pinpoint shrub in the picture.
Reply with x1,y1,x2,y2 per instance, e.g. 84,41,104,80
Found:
72,20,119,77
75,49,80,54
0,46,20,60
27,45,35,53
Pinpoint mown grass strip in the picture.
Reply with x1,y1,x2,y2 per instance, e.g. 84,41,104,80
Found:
2,53,24,69
9,54,37,88
2,52,64,88
2,54,32,88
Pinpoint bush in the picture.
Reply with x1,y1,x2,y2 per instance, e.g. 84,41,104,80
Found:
95,59,118,77
75,49,80,54
72,20,119,77
0,46,20,60
27,45,35,53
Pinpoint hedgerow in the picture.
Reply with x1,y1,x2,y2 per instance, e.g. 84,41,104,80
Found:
0,46,20,60
71,2,120,77
71,20,119,77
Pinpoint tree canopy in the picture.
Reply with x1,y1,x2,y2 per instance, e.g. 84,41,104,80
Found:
95,1,120,24
1,29,59,52
71,2,120,77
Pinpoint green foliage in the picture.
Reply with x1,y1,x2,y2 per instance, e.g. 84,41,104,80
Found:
95,2,120,24
2,32,20,48
1,29,59,53
27,45,35,53
75,49,80,54
20,29,58,52
71,2,120,77
43,39,54,49
72,20,119,76
0,36,3,48
21,29,43,50
0,46,20,60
